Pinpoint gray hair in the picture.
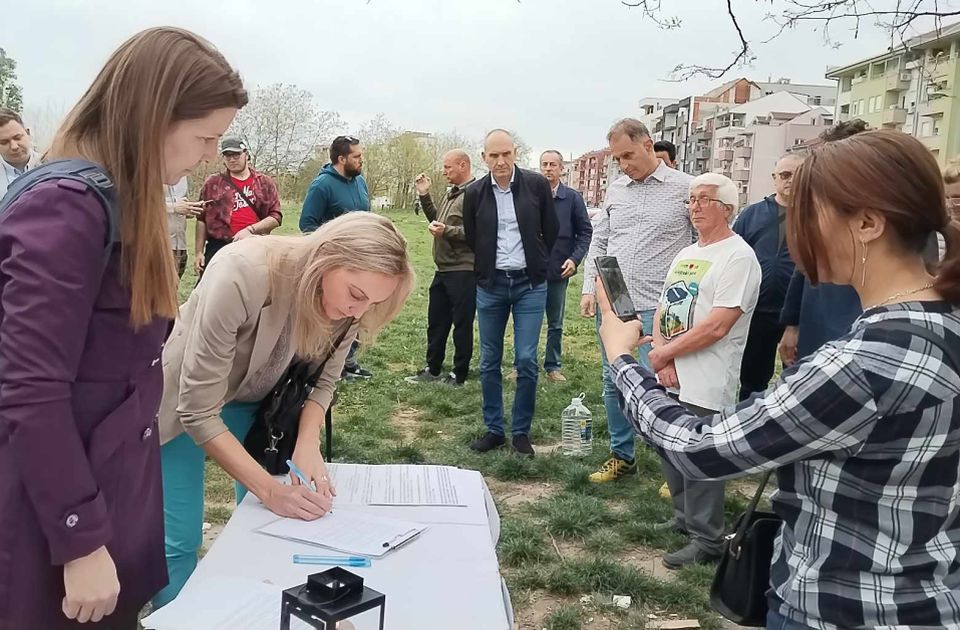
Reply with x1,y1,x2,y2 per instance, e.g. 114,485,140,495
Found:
540,149,564,164
607,118,651,143
689,173,739,222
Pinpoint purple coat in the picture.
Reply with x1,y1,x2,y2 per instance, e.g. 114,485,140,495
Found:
0,180,169,628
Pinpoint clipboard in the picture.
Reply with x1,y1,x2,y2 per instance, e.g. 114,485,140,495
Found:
256,509,427,558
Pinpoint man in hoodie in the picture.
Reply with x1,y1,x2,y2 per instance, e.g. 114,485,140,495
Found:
300,135,370,231
0,108,40,196
300,135,372,379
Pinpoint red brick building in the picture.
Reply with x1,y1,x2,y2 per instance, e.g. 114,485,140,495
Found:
570,148,612,207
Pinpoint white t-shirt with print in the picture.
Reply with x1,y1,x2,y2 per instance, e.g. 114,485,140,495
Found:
657,233,761,410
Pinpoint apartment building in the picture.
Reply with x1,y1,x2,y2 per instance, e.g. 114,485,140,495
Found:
708,91,833,206
827,21,960,163
570,149,612,207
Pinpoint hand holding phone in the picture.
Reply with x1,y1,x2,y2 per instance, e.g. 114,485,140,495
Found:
595,256,640,326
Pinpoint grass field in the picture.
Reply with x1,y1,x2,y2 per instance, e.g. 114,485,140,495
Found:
180,204,756,630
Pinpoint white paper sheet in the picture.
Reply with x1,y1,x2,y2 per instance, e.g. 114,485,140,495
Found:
257,508,427,557
142,577,312,630
328,463,464,506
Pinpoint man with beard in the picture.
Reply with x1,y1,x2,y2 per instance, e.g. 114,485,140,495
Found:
300,135,370,231
300,135,373,379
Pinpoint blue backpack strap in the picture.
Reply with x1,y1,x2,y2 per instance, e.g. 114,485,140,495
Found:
0,159,120,269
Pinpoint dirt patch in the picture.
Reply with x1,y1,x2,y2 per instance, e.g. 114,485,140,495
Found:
487,478,558,510
513,591,619,630
619,545,677,583
389,404,423,442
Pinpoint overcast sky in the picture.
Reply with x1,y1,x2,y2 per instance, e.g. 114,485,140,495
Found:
9,0,926,164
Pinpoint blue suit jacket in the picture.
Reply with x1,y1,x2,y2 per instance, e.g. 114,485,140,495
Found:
548,183,593,281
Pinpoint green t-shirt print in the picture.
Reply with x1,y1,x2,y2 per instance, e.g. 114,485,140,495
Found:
659,259,713,340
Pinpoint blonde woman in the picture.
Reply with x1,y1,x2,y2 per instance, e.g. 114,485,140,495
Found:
154,211,414,606
0,28,245,629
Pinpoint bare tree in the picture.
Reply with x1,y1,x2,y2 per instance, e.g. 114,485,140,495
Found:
230,83,344,179
621,0,960,79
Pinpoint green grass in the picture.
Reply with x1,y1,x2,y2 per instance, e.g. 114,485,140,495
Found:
187,202,742,628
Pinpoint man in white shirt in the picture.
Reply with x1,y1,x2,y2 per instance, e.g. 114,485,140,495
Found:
165,177,203,278
0,108,39,196
648,172,761,569
582,119,695,483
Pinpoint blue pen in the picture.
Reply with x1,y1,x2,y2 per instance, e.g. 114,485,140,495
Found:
286,459,316,491
293,554,371,567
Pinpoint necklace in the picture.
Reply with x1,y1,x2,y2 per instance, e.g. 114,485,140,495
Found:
866,281,936,309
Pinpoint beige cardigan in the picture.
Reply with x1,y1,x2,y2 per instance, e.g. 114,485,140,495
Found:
158,238,357,445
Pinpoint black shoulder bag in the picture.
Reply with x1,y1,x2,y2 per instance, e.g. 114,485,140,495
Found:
710,318,960,626
243,321,354,475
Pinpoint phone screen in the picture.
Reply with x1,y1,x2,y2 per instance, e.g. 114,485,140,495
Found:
596,256,638,323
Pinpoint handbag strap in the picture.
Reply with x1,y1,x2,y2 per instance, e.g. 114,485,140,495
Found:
306,318,356,384
726,470,773,558
725,317,959,558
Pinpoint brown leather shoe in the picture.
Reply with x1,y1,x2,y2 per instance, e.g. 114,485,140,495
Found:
546,371,567,382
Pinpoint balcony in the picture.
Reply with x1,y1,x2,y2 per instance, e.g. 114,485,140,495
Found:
717,149,734,161
734,146,752,159
881,107,907,126
884,71,911,92
733,169,750,182
919,99,947,117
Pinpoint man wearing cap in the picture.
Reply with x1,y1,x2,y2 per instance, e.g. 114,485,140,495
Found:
195,136,282,274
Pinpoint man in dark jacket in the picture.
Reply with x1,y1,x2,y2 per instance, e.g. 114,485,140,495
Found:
539,150,592,382
731,153,802,399
463,129,558,456
299,135,372,379
405,149,476,386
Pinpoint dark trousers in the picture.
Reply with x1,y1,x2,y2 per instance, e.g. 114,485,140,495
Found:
739,311,784,401
173,249,188,278
662,396,726,554
426,270,476,382
198,237,231,280
543,278,569,373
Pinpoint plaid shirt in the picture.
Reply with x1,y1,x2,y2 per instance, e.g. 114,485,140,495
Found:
612,301,960,629
198,169,282,240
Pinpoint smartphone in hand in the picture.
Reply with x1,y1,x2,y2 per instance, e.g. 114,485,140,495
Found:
596,256,641,326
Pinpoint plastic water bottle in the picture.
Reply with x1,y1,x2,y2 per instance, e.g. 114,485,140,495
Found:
561,393,592,456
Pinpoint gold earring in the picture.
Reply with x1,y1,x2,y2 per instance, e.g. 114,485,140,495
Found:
861,240,868,286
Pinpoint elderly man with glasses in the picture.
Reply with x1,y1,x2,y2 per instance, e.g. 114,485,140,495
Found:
731,153,803,400
645,172,761,568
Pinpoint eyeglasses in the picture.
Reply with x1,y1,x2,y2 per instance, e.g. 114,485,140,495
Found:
946,197,960,208
687,197,723,208
773,171,794,181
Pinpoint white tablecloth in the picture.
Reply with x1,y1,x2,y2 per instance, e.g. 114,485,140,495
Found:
148,466,512,630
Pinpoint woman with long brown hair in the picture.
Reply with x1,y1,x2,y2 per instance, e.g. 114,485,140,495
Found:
597,130,960,628
0,28,246,628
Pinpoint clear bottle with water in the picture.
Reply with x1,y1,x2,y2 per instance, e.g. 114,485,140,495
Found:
561,393,592,456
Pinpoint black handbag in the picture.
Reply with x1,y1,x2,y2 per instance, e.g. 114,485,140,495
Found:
710,471,782,626
243,321,353,475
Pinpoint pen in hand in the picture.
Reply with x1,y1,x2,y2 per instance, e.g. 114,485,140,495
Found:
286,459,316,492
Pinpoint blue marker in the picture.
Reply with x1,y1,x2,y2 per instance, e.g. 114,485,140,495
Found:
286,459,315,491
293,554,371,567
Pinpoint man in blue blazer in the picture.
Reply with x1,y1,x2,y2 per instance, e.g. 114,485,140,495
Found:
539,150,592,382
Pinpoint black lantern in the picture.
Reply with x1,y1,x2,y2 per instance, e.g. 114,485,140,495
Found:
280,567,386,630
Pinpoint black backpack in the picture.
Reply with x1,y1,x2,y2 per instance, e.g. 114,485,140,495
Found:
0,159,121,269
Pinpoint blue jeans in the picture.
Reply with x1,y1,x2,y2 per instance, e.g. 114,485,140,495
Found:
766,605,816,630
152,400,259,608
477,273,548,436
596,309,655,461
543,279,569,373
